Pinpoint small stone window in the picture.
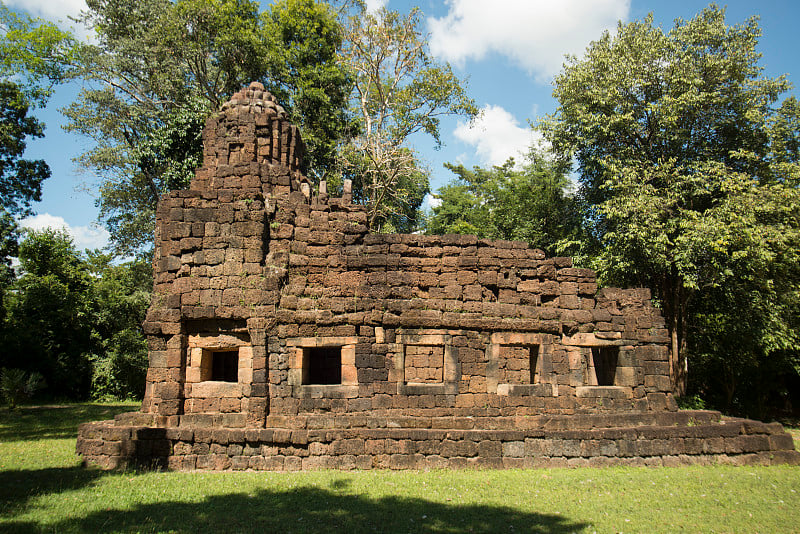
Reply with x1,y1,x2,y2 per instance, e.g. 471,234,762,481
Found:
287,337,358,398
210,350,239,382
393,332,459,395
498,344,540,385
591,347,619,386
565,333,633,398
487,333,554,396
529,345,540,383
184,330,253,415
302,346,342,385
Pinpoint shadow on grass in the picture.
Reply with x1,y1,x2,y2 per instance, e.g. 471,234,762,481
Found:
0,466,104,515
0,404,136,442
3,483,589,534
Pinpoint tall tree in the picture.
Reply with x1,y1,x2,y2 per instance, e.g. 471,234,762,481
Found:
3,230,96,398
689,264,800,417
85,253,151,400
0,7,76,315
0,4,79,105
428,151,584,256
2,230,152,400
0,81,49,219
543,5,800,394
340,6,476,232
67,0,352,256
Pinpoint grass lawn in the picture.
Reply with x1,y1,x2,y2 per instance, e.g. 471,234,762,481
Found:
1,404,798,533
788,427,800,451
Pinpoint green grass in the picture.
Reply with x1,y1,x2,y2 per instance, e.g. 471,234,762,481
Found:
788,427,800,452
1,404,798,533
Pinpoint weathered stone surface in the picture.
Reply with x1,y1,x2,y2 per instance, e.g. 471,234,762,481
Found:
77,83,797,472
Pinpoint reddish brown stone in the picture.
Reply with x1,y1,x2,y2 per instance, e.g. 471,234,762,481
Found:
77,83,796,473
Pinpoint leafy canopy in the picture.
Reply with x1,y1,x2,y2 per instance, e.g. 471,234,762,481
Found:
0,7,77,303
428,151,583,257
543,4,800,394
67,0,352,256
1,229,150,400
0,4,79,105
340,6,476,232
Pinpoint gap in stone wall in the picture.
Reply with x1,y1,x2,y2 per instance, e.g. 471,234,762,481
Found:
210,350,239,382
592,346,619,386
302,346,342,385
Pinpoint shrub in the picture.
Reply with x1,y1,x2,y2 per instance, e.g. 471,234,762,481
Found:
0,368,44,408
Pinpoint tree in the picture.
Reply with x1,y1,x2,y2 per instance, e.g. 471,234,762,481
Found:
340,6,476,232
0,212,16,310
0,4,79,105
0,81,49,218
689,268,800,417
0,81,50,313
67,0,352,256
3,229,96,398
428,151,584,256
1,230,152,401
0,80,49,318
85,253,151,400
264,0,355,182
0,6,79,315
543,5,800,395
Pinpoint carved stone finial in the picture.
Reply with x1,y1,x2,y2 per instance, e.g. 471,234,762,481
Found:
192,82,306,191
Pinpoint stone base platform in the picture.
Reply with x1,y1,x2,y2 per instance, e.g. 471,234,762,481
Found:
76,410,800,471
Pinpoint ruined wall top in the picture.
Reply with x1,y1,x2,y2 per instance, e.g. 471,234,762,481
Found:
220,81,289,119
191,81,306,192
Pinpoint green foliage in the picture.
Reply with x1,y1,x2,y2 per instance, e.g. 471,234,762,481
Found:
675,394,706,411
86,253,151,400
3,230,96,398
0,368,44,408
1,231,150,400
0,81,50,218
68,0,352,256
0,80,44,343
543,5,800,395
0,6,78,323
687,265,800,418
341,6,476,231
0,211,16,311
0,4,79,105
264,0,355,182
344,145,430,233
428,151,584,256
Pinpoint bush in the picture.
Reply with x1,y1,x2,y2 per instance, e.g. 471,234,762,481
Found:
0,368,44,408
676,394,707,411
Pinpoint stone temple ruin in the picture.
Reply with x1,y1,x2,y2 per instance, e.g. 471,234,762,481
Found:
77,83,799,470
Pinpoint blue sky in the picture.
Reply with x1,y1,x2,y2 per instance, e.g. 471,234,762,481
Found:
10,0,800,250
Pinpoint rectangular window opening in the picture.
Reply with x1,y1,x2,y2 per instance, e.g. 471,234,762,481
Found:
302,346,342,385
591,347,619,386
529,345,540,384
210,350,239,382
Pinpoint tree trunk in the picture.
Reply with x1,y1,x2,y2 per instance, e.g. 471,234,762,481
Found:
664,275,688,396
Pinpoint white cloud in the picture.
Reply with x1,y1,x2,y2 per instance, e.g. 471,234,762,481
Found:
454,104,539,166
429,0,630,81
422,194,442,211
364,0,388,13
6,0,86,22
6,0,92,40
20,213,110,251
